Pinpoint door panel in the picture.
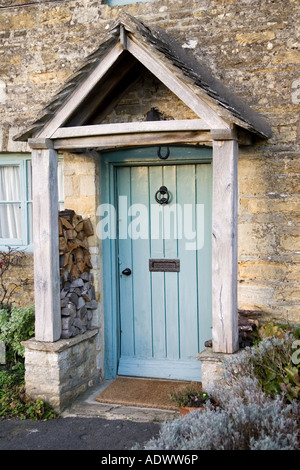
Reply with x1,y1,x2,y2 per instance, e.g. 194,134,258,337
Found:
117,163,212,381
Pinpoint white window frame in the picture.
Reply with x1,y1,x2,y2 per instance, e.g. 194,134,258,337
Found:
0,154,64,251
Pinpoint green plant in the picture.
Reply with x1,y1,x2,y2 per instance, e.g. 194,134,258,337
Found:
221,323,300,403
169,388,213,408
0,306,35,365
140,378,299,450
0,367,58,421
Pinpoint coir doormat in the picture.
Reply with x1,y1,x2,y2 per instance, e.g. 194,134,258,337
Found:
95,376,202,410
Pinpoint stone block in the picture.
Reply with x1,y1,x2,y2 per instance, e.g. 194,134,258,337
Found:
39,7,72,26
197,348,246,390
236,31,276,45
238,284,274,310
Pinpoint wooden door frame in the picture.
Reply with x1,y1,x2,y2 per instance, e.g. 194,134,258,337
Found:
28,132,239,371
100,146,213,379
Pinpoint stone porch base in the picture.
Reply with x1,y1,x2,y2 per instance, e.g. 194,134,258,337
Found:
197,347,243,390
22,329,101,413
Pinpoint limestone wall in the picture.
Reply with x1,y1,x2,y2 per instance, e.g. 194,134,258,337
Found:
0,0,299,323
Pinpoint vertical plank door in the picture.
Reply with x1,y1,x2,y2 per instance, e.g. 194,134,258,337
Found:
117,163,212,381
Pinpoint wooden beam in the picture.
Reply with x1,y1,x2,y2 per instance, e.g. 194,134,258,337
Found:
32,147,61,342
52,119,210,139
212,139,239,353
52,130,212,150
37,43,124,139
127,37,230,131
65,54,141,127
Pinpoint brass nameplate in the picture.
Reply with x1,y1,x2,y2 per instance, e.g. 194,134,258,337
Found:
149,259,180,272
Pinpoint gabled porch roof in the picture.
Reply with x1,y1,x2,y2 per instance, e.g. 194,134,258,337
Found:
15,12,272,145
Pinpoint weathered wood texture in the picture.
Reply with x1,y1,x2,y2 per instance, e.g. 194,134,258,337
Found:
127,37,229,130
212,139,239,353
32,148,61,342
37,44,123,139
52,119,210,138
53,131,212,150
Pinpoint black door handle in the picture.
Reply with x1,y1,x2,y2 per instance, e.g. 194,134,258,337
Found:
122,268,132,276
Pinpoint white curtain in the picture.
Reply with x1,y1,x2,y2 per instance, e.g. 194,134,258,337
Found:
0,166,21,239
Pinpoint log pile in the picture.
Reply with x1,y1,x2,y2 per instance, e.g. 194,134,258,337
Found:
204,309,262,349
59,209,97,339
237,309,262,348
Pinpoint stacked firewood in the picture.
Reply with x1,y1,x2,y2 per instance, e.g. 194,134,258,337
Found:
204,309,262,349
237,309,262,348
59,209,97,339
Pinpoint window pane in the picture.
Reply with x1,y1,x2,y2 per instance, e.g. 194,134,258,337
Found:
0,203,21,239
0,166,20,202
27,160,32,200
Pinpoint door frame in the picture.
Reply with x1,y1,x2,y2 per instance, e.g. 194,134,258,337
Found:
100,145,212,379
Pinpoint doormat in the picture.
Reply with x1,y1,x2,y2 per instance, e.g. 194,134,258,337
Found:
95,377,202,411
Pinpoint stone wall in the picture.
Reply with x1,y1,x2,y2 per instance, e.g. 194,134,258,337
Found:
0,252,34,308
0,0,299,323
22,330,100,412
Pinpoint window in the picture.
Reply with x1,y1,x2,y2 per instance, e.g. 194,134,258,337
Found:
0,155,64,249
107,0,156,6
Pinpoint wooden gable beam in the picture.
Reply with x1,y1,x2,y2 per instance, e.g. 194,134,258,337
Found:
36,43,124,139
65,54,145,127
126,36,230,131
48,119,211,149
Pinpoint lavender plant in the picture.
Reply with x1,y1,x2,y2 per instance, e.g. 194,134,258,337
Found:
138,329,300,451
142,376,299,450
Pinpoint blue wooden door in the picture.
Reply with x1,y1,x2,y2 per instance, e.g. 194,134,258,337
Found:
117,163,212,381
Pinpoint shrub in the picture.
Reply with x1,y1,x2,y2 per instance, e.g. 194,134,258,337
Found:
0,248,32,312
0,306,35,365
138,324,300,450
169,388,212,408
141,376,299,451
221,327,300,403
0,367,58,421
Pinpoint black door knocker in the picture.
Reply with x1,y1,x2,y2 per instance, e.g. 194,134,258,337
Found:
155,186,170,205
157,146,170,160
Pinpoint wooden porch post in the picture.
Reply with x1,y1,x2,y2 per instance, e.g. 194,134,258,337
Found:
29,139,61,342
211,135,239,353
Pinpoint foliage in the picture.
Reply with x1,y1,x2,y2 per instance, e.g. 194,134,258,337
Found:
0,306,35,365
0,248,32,312
141,378,299,450
222,322,300,403
137,323,300,450
0,366,58,421
169,388,213,408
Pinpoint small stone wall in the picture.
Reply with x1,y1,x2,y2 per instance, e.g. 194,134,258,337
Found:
22,329,100,412
198,348,244,391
